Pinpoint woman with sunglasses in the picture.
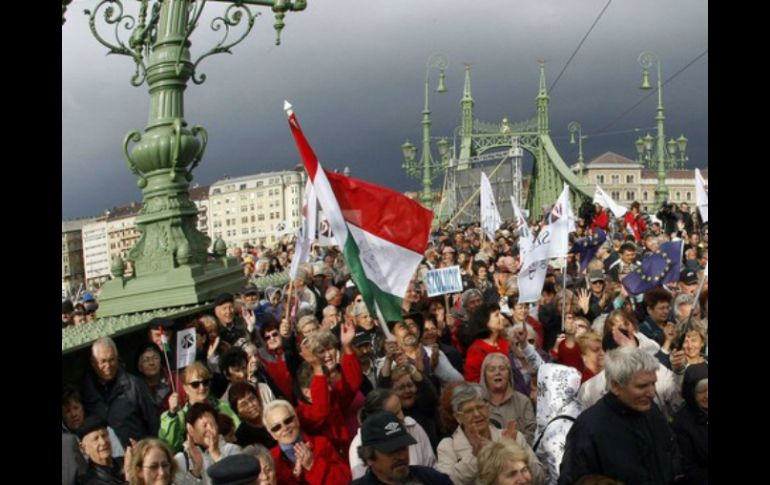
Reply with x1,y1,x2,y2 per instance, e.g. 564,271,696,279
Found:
257,320,295,403
263,400,352,485
159,362,240,454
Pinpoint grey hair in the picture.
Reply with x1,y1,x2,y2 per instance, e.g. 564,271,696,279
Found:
322,305,338,318
674,293,695,309
695,378,708,393
325,286,340,301
450,383,488,414
604,347,660,390
297,315,319,330
351,301,369,317
262,399,295,426
241,444,274,469
92,336,118,357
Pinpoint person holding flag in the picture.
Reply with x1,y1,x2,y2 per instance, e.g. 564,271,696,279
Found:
623,201,647,242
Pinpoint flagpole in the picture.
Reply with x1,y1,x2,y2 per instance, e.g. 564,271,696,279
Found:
161,345,176,394
561,257,568,331
446,155,510,227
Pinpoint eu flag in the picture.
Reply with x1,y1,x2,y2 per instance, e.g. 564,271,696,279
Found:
621,240,684,296
570,228,607,273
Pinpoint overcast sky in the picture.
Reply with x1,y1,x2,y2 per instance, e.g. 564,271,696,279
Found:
62,0,707,219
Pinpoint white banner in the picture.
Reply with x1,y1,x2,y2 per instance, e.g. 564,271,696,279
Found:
511,196,533,261
593,185,628,218
290,179,317,279
517,259,549,303
318,213,338,247
480,172,502,242
522,185,573,267
176,328,196,369
695,168,708,223
424,266,464,297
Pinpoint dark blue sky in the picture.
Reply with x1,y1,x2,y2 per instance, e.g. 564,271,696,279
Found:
62,0,707,218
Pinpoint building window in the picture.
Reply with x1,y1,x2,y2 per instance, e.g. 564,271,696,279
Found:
626,175,634,184
611,191,620,200
643,191,648,201
686,192,692,201
596,175,605,184
258,214,265,221
212,188,221,195
256,181,263,187
626,191,635,201
675,192,681,201
240,184,247,190
241,217,248,223
611,175,619,185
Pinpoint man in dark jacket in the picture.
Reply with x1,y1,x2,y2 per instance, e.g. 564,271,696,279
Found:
559,347,679,484
352,411,452,485
81,337,160,447
77,416,126,485
672,363,708,484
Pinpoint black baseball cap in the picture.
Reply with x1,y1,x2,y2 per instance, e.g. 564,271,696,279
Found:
360,411,417,453
75,415,109,440
214,292,235,307
207,454,261,485
241,285,259,296
679,270,698,285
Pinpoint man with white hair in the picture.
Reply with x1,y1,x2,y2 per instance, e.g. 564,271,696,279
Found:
80,337,160,447
559,347,679,484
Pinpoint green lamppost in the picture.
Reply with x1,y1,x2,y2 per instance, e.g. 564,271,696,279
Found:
637,52,689,210
401,53,449,208
70,0,307,317
568,121,585,180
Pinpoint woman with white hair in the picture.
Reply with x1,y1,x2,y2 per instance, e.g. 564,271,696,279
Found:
435,383,544,485
533,364,583,485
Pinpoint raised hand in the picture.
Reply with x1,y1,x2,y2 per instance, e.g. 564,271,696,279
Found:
340,318,355,349
168,392,180,414
670,349,686,373
279,318,292,338
295,441,315,471
207,336,220,359
242,306,256,334
184,432,204,477
577,288,590,314
501,419,518,441
612,327,636,348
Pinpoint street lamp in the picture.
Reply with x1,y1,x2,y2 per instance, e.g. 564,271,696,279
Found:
68,0,308,316
637,51,689,209
568,121,585,177
402,53,450,208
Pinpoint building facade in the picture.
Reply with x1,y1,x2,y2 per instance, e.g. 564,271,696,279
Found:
106,202,142,276
62,218,94,299
82,217,110,289
573,152,708,214
189,184,210,239
208,169,306,250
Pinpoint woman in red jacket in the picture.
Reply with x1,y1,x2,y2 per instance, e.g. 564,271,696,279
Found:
623,201,647,242
463,303,511,384
591,203,610,232
263,399,352,485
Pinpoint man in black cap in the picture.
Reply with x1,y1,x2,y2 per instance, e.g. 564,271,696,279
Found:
353,411,452,485
351,330,377,395
214,292,249,347
207,454,261,485
76,416,126,484
678,270,699,296
63,300,75,328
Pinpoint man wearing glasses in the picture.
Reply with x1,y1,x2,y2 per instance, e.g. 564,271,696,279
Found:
263,400,351,485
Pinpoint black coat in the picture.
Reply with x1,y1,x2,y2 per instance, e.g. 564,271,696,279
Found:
559,392,677,485
81,368,160,447
671,363,708,485
351,465,452,485
79,458,125,485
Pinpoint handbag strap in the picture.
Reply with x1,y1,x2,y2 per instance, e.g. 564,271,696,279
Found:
533,414,576,451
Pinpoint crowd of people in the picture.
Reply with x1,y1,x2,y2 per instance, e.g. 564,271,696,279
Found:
62,199,708,485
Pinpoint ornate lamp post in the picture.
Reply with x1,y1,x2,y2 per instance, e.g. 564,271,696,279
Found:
636,51,689,210
67,0,307,317
567,121,585,179
402,53,449,208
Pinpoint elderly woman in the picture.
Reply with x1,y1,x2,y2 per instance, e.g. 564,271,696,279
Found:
159,362,240,453
126,437,199,485
576,332,605,383
348,388,435,479
262,399,351,485
478,438,534,485
435,383,544,485
242,444,277,485
478,353,536,445
534,364,583,485
229,381,276,449
173,402,242,484
672,363,708,485
679,321,708,367
379,363,441,451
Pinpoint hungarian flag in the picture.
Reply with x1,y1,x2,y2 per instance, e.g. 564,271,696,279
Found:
284,102,433,322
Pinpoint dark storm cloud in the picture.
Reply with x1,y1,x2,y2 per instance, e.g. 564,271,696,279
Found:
62,0,707,218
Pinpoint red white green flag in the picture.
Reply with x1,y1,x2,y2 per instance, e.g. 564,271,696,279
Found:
284,101,433,322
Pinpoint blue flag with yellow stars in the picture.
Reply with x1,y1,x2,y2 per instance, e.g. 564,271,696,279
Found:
570,228,607,273
621,240,684,296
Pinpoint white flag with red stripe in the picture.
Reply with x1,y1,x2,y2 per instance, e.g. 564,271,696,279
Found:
284,101,433,322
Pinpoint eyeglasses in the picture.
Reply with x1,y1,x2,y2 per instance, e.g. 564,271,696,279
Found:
187,378,211,389
269,415,295,433
143,462,171,471
590,280,605,285
265,331,280,339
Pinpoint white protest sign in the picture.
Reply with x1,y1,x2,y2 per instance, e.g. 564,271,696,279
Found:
176,327,196,369
517,259,549,304
424,266,464,297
